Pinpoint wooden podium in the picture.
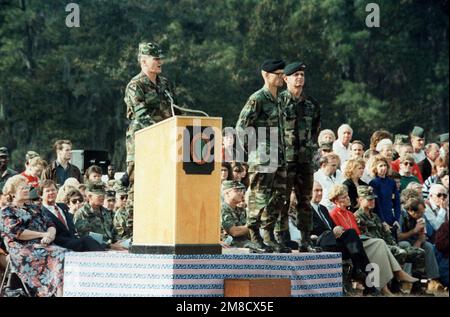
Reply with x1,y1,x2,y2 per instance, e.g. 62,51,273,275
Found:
130,116,222,254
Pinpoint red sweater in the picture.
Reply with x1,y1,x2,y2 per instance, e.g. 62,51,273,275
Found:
391,159,424,183
329,206,361,235
20,172,39,188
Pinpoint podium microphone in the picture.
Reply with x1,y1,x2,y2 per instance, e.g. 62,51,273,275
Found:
164,90,209,117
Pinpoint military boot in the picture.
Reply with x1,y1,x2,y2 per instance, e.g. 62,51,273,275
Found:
299,231,322,253
263,229,291,253
248,227,273,253
275,230,298,250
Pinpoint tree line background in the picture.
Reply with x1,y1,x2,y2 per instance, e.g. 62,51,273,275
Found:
0,0,448,171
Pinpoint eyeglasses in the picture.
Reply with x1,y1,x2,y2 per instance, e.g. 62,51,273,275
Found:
70,198,84,204
437,193,448,199
403,162,414,166
119,195,128,200
270,72,284,77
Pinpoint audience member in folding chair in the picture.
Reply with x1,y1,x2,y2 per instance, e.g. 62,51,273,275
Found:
0,175,67,297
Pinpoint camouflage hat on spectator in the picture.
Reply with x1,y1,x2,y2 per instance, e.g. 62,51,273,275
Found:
105,190,116,199
29,187,40,201
411,126,425,138
222,180,246,191
113,183,128,195
357,186,378,200
138,42,164,58
320,142,333,151
0,147,9,157
86,181,106,195
25,150,40,161
394,134,409,145
439,133,449,143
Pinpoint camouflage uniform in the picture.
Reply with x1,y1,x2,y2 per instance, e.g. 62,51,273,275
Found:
73,202,120,247
114,207,132,240
279,88,320,250
355,205,425,277
124,42,178,228
73,181,121,247
236,86,288,252
113,184,132,240
124,71,177,163
221,202,250,248
106,179,118,191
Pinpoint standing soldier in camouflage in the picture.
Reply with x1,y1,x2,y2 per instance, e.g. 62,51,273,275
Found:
124,42,179,229
279,62,321,252
73,181,127,251
355,186,426,279
236,59,290,253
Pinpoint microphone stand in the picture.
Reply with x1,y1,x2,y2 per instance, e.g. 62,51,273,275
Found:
164,90,209,117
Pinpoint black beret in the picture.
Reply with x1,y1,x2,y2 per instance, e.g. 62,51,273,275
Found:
284,61,306,76
261,59,285,72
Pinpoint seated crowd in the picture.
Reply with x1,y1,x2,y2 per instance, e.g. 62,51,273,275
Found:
0,140,131,297
219,125,449,296
0,125,448,297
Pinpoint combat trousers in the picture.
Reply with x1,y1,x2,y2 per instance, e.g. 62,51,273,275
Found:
280,162,313,233
389,244,426,277
247,166,288,231
399,241,440,279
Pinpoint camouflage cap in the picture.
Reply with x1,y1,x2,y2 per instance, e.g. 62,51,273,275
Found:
26,150,40,161
222,180,246,191
86,181,106,195
105,190,116,199
29,187,40,201
439,133,449,143
411,126,425,138
113,183,128,195
394,134,409,145
138,42,164,58
0,147,9,157
320,142,333,151
357,185,377,200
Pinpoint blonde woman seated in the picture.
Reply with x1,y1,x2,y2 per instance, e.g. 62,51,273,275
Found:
328,184,418,295
0,175,66,297
342,158,367,212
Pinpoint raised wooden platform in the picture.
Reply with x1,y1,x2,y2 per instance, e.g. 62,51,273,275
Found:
63,251,342,297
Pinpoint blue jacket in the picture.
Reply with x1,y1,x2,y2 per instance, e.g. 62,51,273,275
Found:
369,176,401,225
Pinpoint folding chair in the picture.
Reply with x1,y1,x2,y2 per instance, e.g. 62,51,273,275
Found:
0,255,32,297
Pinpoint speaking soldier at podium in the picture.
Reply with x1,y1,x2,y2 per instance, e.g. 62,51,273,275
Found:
123,42,180,230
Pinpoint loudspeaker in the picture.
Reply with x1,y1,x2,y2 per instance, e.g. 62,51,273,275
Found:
71,150,110,174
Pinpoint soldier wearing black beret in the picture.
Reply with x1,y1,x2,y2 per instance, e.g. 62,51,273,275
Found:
235,58,291,253
278,61,321,252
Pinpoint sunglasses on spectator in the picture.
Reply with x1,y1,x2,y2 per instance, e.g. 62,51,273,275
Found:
119,195,128,200
70,198,84,204
403,162,414,166
437,193,448,199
